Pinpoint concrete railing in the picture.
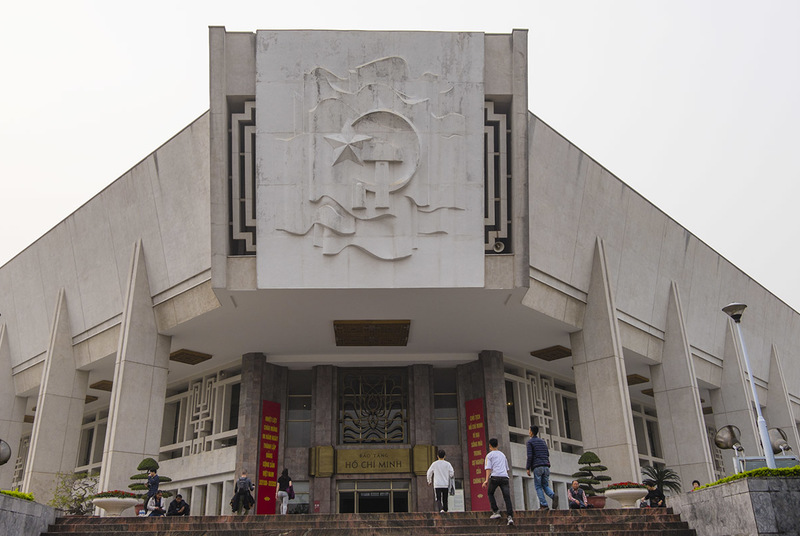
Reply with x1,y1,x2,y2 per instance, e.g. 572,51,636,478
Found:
0,493,61,536
670,477,800,536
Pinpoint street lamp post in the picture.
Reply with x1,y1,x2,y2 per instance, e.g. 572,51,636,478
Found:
722,303,777,469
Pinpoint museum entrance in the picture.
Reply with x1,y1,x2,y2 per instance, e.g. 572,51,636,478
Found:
337,480,410,513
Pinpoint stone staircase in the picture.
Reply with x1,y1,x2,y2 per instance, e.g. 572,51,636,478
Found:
44,509,697,536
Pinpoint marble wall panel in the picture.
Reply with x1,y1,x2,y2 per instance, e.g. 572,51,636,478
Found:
528,117,584,282
7,249,49,367
149,115,211,290
615,193,667,325
102,158,169,298
66,197,124,330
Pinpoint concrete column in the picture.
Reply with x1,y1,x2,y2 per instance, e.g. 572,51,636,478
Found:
479,351,512,459
709,320,761,474
650,282,715,486
235,353,286,508
766,345,800,454
22,289,89,504
98,240,171,497
0,324,28,489
456,351,511,510
193,485,207,515
410,364,434,512
236,352,267,479
309,365,335,513
569,238,639,483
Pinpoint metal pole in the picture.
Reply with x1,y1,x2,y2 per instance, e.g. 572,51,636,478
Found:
733,321,777,469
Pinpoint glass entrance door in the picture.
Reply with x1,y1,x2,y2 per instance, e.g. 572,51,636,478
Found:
337,480,409,513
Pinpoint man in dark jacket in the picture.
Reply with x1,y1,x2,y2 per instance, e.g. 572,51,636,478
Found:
144,469,159,515
167,494,190,516
526,425,558,510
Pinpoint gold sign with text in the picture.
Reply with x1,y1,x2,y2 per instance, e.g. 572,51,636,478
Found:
336,449,411,474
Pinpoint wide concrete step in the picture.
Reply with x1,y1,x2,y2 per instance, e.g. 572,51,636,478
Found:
45,510,696,536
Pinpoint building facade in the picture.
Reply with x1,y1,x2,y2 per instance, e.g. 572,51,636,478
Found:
1,28,798,515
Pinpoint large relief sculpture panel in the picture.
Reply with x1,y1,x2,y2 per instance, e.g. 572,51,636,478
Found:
255,31,484,288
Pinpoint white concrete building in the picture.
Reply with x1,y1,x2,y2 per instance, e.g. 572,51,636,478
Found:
1,27,798,515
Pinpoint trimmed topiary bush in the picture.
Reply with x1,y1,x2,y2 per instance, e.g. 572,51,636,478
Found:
129,457,172,499
1,489,34,501
572,451,612,496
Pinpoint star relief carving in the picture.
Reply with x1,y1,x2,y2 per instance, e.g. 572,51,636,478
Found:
324,123,372,166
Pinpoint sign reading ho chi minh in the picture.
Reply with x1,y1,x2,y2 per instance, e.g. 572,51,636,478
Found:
257,400,281,515
336,449,411,474
466,398,490,511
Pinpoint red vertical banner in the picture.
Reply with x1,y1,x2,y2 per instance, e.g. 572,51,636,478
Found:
465,398,490,511
257,400,281,515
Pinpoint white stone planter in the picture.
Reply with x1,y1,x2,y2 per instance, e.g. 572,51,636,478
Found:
92,497,139,517
604,488,647,508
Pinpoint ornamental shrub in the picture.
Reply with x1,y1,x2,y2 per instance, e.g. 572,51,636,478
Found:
698,465,800,490
0,489,35,501
129,457,172,498
571,451,612,496
606,481,647,490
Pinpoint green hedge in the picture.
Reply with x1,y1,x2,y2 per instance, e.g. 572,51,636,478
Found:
1,489,35,501
699,466,800,490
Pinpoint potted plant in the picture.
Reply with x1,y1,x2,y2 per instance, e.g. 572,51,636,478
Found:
90,490,139,517
572,451,612,508
604,481,648,508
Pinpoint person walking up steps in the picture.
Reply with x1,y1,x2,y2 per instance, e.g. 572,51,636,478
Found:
482,438,514,526
427,449,455,512
526,425,558,510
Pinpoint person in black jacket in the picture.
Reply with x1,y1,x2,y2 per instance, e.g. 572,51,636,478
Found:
231,470,255,515
144,469,159,514
642,481,665,507
167,494,190,516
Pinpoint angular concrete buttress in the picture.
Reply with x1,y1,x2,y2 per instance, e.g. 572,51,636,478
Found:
709,320,760,474
569,238,639,483
766,345,800,455
22,289,89,504
98,240,171,496
0,324,27,488
650,282,715,486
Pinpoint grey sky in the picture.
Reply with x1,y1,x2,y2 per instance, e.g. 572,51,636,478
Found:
1,0,798,312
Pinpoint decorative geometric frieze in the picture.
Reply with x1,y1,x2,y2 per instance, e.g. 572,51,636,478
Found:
333,320,410,346
89,380,113,392
230,100,257,255
170,349,213,365
530,345,571,362
189,375,216,454
484,101,512,254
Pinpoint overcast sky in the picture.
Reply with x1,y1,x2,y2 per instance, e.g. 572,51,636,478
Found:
1,0,798,313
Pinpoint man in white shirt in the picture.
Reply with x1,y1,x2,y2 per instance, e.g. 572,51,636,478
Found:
426,449,455,512
482,438,514,526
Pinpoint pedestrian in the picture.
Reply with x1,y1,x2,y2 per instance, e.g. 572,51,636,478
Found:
166,493,190,516
526,425,558,510
691,480,701,491
642,481,665,507
276,468,293,515
482,437,514,526
232,470,254,515
147,490,166,516
426,449,455,512
144,469,159,515
567,480,588,509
